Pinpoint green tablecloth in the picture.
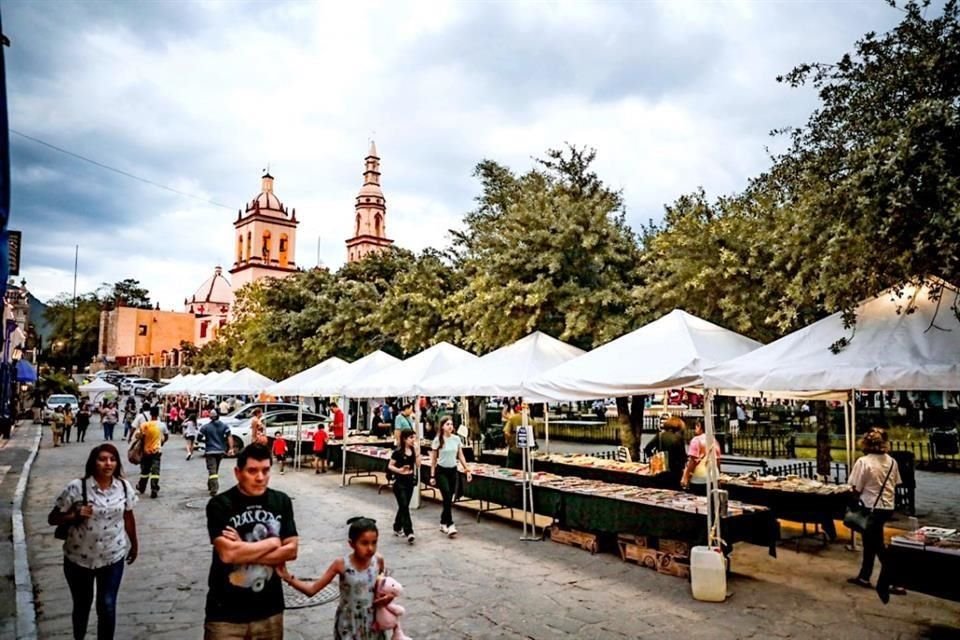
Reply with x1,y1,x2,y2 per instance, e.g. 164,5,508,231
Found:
345,449,776,553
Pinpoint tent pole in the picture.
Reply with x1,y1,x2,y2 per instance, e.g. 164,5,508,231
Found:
413,399,422,510
341,395,348,488
703,389,721,548
295,399,303,471
544,403,550,455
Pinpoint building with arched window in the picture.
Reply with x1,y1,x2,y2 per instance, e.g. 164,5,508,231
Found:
346,141,394,262
230,172,300,289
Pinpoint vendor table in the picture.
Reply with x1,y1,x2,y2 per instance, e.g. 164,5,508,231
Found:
877,545,960,602
344,448,776,553
715,483,851,543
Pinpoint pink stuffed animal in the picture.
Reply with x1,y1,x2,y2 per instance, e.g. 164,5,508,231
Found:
374,576,411,640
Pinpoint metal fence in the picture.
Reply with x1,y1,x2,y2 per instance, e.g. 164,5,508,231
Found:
728,433,797,459
889,439,960,472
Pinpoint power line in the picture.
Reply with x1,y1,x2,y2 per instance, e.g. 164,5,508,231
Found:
10,128,234,210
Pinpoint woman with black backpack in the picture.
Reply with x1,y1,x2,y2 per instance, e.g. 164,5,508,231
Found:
48,444,139,640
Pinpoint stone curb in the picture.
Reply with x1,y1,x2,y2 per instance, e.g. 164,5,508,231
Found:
12,423,41,640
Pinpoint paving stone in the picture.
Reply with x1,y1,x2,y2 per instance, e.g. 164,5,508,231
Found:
20,426,960,639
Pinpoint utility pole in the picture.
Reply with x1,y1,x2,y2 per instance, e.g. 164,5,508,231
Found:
71,245,78,366
316,235,322,268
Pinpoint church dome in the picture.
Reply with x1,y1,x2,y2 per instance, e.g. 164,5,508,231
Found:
246,173,287,216
186,266,233,314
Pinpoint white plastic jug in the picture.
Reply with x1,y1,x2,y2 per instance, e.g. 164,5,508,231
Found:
690,546,727,602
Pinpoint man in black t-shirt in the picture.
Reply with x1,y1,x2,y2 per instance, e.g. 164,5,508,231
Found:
204,444,299,640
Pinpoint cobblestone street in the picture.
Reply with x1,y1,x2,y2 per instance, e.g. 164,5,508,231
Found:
21,424,960,639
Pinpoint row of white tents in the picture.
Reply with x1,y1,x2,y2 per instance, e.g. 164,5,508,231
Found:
155,278,959,546
158,278,960,420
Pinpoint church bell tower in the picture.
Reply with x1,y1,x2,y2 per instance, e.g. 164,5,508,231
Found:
346,141,394,263
230,172,299,290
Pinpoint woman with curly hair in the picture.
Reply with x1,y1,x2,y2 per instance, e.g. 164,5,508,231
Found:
847,429,903,596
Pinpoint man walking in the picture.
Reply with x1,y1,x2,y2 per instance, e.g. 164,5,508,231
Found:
394,402,415,445
135,406,169,498
200,410,232,496
204,444,298,640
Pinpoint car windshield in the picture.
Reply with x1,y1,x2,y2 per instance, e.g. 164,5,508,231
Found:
48,396,76,404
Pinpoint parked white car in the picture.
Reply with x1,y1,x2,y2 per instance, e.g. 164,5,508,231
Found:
227,409,327,451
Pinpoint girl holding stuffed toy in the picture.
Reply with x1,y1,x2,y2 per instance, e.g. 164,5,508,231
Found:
278,517,390,640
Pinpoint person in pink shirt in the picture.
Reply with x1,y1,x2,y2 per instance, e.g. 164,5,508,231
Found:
681,420,721,490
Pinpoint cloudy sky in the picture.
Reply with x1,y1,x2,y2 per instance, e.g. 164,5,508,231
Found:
4,0,905,308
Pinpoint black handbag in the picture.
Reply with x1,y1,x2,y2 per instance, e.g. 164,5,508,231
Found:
52,478,87,540
843,461,894,533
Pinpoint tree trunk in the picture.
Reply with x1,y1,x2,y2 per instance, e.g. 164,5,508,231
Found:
617,395,647,462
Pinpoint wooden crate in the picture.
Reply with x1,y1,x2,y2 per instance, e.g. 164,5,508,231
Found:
618,541,661,569
548,525,599,554
658,538,690,558
656,553,691,579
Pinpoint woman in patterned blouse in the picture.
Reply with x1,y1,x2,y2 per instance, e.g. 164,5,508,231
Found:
49,444,139,640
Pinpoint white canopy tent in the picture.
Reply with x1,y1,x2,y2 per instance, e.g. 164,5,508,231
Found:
266,357,350,397
343,342,478,398
419,331,585,400
704,279,960,393
526,309,762,400
157,373,200,396
301,350,401,397
79,378,118,404
301,350,401,481
190,371,234,395
698,278,960,566
703,277,960,465
206,367,276,396
342,342,478,506
419,331,585,457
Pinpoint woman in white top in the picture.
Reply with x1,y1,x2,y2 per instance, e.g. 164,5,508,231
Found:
429,416,473,538
49,444,138,640
183,412,199,460
847,429,903,594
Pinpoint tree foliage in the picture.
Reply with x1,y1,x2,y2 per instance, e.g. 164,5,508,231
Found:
639,0,960,339
451,145,644,352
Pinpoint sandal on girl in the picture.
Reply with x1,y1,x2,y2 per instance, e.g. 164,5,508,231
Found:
847,577,872,589
889,586,907,596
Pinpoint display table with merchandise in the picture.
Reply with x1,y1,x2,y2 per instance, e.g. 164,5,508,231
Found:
344,447,777,553
878,528,960,602
717,473,852,541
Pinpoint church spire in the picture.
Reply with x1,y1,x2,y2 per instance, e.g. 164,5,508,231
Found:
363,140,381,187
346,140,393,263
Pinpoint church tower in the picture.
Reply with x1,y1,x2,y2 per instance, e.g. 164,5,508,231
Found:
346,141,394,262
230,172,299,290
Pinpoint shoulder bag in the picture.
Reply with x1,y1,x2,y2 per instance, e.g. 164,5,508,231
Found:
128,429,144,465
52,478,88,540
843,460,895,533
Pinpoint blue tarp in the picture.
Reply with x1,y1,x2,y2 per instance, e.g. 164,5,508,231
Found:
15,360,36,382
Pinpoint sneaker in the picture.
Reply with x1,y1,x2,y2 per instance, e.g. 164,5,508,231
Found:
440,524,449,534
150,491,158,499
393,530,404,537
186,453,192,460
407,534,415,544
446,524,458,538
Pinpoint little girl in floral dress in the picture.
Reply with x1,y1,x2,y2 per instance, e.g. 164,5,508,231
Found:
278,517,391,640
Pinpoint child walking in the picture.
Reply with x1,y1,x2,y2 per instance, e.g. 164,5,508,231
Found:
387,430,418,543
272,431,288,473
279,517,390,640
313,426,328,474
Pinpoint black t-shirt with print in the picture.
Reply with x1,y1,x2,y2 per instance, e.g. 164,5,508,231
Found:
205,486,297,623
390,448,417,487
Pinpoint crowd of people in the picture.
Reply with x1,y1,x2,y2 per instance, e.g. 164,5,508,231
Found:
44,389,915,640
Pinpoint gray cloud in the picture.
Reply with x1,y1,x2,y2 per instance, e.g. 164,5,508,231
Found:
2,0,916,308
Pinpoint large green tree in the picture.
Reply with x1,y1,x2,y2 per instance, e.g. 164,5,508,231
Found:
451,145,644,353
638,0,960,341
765,0,960,324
